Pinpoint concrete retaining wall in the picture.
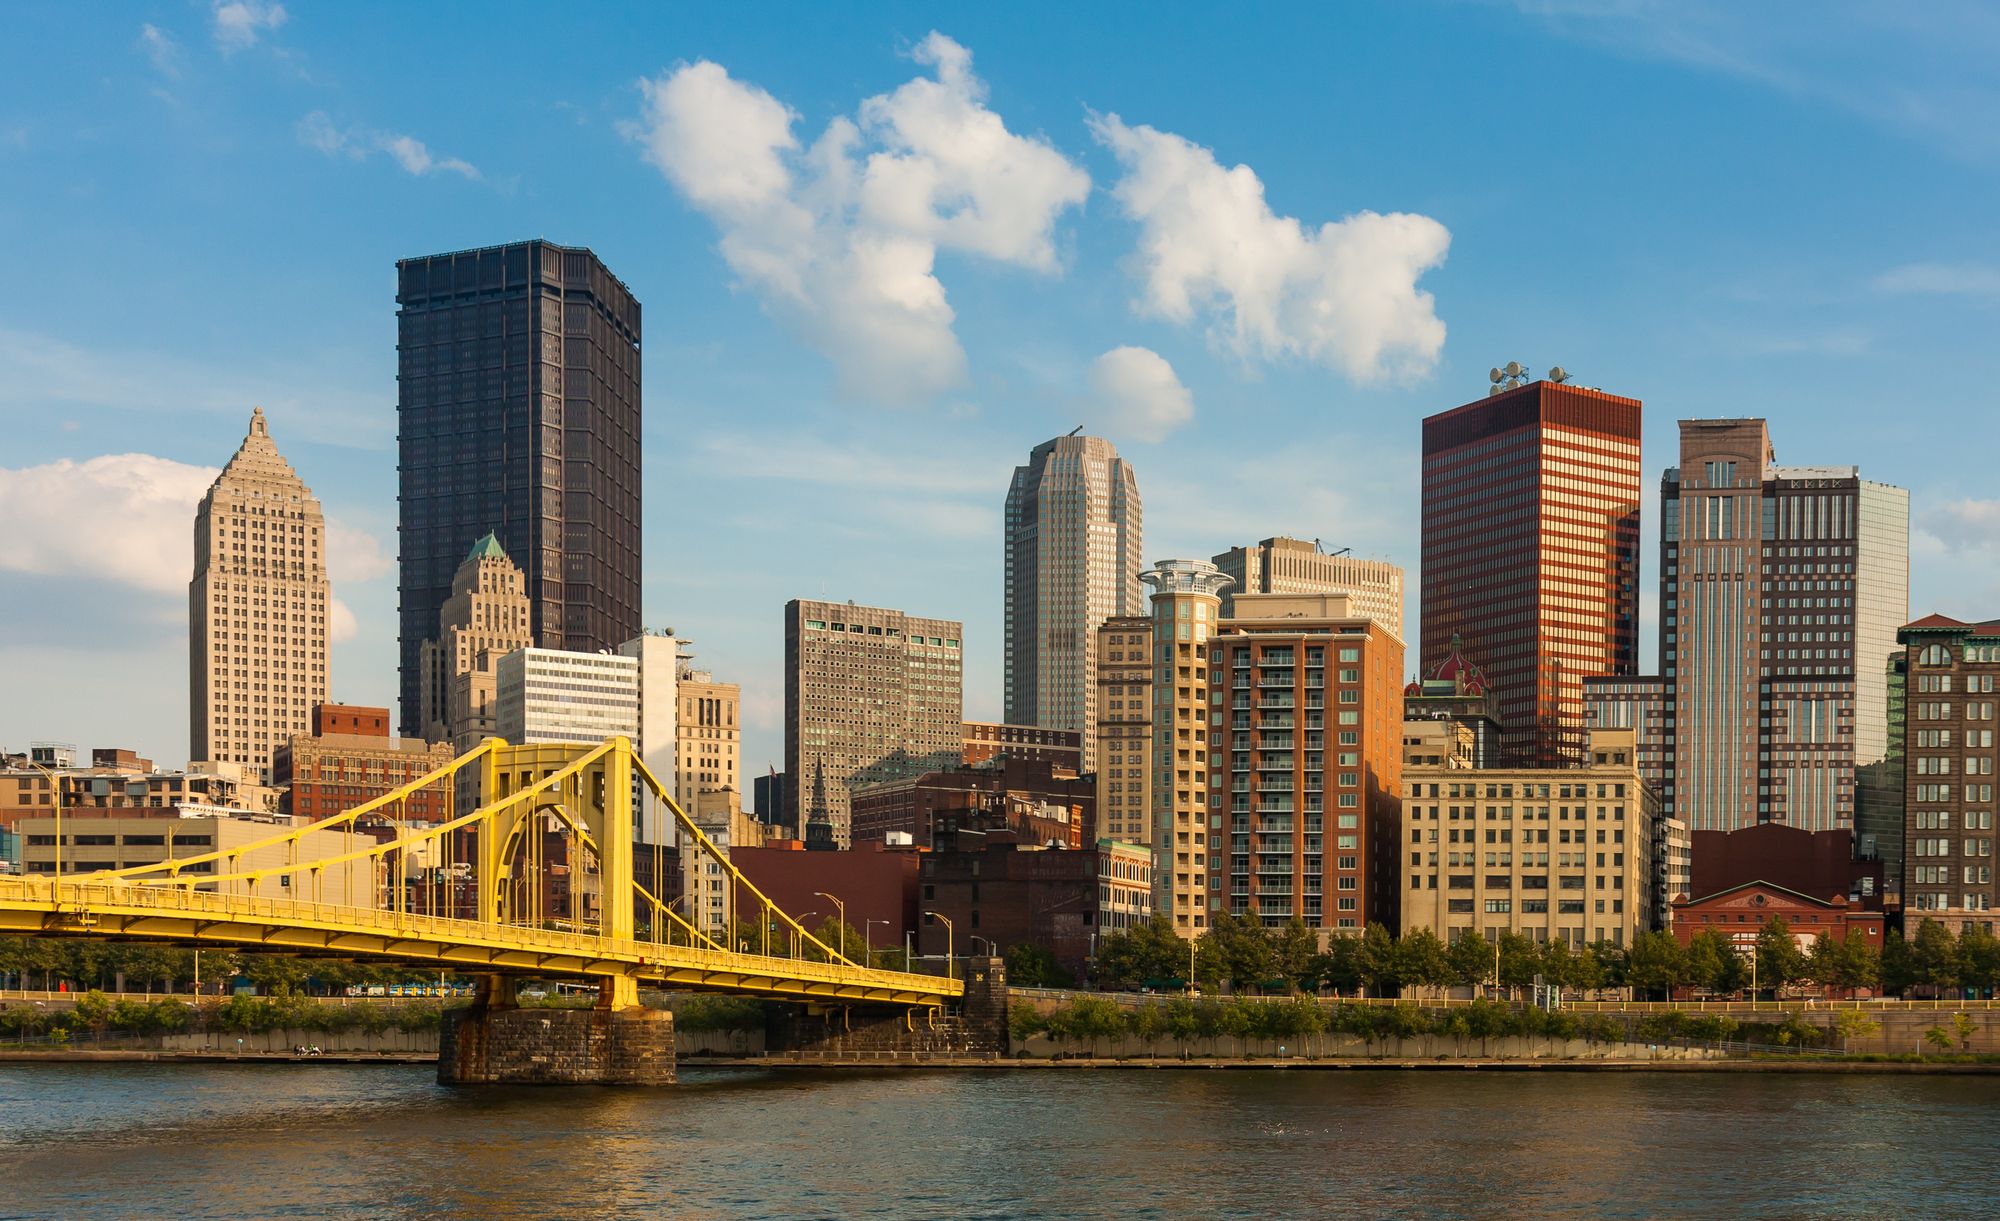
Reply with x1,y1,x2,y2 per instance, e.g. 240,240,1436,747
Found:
1016,1033,1725,1061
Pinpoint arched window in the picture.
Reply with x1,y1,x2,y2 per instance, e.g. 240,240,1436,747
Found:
1919,644,1952,667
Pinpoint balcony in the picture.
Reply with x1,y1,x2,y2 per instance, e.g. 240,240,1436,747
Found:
1258,694,1295,710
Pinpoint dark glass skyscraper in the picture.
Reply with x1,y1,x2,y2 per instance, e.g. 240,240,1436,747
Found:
395,241,642,736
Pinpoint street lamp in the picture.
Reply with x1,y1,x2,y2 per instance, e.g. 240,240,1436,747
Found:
813,890,846,960
925,911,955,982
865,919,892,962
24,760,62,895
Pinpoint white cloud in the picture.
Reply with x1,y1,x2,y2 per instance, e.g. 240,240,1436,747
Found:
1090,113,1450,382
1874,262,2000,298
297,111,481,180
1922,498,2000,551
212,0,286,53
0,453,389,602
326,522,392,583
0,454,215,595
1085,346,1194,443
138,24,184,79
328,597,358,644
630,32,1090,405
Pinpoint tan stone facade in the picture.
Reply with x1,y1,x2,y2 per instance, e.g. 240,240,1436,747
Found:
1141,560,1233,934
1400,728,1660,948
1212,536,1404,638
189,408,330,780
1094,616,1153,846
675,669,740,809
418,535,533,752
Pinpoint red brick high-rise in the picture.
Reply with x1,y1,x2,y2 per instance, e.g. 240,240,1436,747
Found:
1421,379,1642,767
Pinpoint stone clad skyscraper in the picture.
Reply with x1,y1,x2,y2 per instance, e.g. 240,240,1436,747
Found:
190,408,330,779
1004,434,1143,772
418,533,534,751
395,241,641,737
1660,419,1909,833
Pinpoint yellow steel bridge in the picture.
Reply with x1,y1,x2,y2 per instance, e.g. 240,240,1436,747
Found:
0,738,960,1010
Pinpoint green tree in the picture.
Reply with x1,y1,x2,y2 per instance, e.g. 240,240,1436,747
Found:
1496,932,1541,992
1271,920,1321,993
1062,996,1127,1056
1196,913,1275,991
1093,921,1191,992
1833,1009,1880,1052
1952,1011,1977,1051
1806,933,1840,997
1754,918,1808,996
1588,938,1629,991
1163,997,1199,1053
1625,930,1686,1000
1682,930,1727,993
1358,923,1402,996
1956,925,2000,994
1910,918,1961,992
1394,927,1454,998
1313,935,1366,995
1924,1025,1954,1054
1830,929,1881,997
1006,1001,1046,1046
1004,943,1075,989
1445,932,1493,991
1879,929,1917,997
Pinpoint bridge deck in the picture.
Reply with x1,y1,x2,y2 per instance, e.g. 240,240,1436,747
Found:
0,879,962,1008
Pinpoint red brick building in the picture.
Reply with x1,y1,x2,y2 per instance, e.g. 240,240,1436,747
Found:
1671,881,1885,955
1686,823,1884,909
730,842,922,953
960,721,1083,769
916,836,1102,979
849,757,1094,850
271,703,455,822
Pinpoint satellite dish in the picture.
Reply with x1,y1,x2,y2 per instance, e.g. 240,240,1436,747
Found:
1504,361,1522,378
1549,366,1568,384
1489,367,1503,384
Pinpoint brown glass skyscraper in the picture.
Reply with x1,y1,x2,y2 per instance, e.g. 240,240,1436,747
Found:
1421,380,1642,766
395,241,642,736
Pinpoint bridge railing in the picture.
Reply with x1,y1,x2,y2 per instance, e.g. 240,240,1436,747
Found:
0,875,958,1000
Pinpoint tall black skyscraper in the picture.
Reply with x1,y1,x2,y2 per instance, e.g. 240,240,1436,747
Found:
395,241,642,736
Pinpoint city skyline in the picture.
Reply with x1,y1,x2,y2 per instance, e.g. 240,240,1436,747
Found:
4,6,1999,780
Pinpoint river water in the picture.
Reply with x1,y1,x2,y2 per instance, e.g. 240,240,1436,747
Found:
0,1063,1991,1218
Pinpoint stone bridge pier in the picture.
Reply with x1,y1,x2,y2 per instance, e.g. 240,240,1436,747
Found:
439,975,676,1086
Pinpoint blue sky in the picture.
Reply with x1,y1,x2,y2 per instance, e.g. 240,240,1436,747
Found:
2,1,1997,777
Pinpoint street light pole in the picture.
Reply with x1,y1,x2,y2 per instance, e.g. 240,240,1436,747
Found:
813,891,846,960
926,912,955,982
866,919,891,963
26,761,62,897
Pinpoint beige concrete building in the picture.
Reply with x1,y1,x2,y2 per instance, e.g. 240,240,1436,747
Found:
1400,728,1660,949
189,408,330,779
676,667,740,809
19,813,370,905
1004,434,1144,773
784,599,964,846
1097,839,1154,935
418,534,534,751
1141,560,1233,935
1213,537,1404,637
1094,615,1154,846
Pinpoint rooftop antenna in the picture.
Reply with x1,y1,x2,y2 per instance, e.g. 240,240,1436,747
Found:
1066,424,1084,437
1487,360,1532,396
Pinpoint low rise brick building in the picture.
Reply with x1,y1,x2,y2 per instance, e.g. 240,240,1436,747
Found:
271,703,455,822
849,757,1094,850
961,721,1083,770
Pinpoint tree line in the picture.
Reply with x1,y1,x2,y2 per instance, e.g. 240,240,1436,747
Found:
0,938,461,996
1084,913,2000,999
